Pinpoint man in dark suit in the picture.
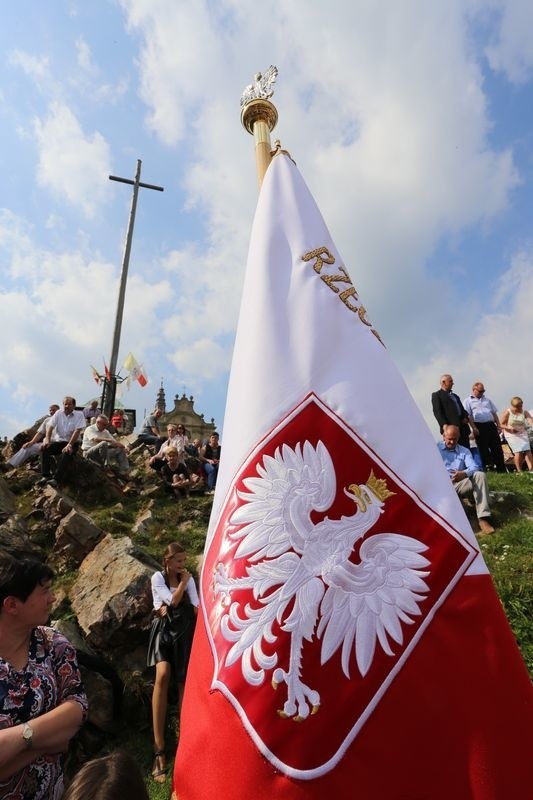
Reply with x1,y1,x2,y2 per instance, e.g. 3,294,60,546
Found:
431,374,471,448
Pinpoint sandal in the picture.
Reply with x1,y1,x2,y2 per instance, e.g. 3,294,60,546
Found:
152,750,167,783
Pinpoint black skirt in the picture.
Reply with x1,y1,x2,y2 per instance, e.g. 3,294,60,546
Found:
147,603,196,682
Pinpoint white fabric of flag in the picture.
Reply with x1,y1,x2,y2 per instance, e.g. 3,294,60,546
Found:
209,152,484,577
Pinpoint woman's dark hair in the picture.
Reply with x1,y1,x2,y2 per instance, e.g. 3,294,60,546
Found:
0,549,54,606
63,751,149,800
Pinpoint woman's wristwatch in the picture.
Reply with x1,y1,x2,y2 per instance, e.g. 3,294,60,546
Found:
22,722,33,748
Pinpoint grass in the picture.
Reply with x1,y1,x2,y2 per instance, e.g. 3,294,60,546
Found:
40,471,533,796
476,471,533,672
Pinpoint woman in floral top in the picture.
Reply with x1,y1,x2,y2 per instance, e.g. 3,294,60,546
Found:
0,549,87,799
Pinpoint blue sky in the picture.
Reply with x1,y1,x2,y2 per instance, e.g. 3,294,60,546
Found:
1,0,532,439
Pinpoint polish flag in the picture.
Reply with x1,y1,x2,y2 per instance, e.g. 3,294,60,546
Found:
173,154,533,800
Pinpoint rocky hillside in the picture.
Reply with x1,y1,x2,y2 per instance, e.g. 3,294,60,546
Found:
0,442,213,759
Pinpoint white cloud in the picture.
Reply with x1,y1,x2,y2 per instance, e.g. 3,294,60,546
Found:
8,50,53,90
120,0,234,144
75,36,95,73
119,0,521,380
33,101,112,217
406,248,533,434
0,211,176,433
485,0,533,83
168,337,232,383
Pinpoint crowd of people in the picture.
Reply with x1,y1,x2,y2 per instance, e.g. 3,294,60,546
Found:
432,374,533,535
1,401,220,794
5,398,222,498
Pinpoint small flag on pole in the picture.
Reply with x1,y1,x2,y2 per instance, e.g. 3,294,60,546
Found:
123,352,137,373
173,154,533,799
90,365,102,385
132,365,148,387
123,352,148,387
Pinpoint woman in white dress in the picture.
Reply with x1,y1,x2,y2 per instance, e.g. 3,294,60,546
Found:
500,397,533,472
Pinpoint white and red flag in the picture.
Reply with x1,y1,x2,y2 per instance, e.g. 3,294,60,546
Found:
123,352,148,387
173,154,533,799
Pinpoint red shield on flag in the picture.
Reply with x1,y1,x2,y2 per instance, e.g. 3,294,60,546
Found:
202,394,476,778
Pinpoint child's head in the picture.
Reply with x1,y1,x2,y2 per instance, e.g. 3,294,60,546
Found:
63,751,149,800
163,541,186,572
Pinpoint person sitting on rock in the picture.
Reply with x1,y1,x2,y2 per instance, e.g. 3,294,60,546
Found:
110,408,127,435
200,432,221,495
138,409,165,450
185,438,202,458
82,400,101,426
7,404,59,469
437,424,495,535
82,415,130,478
39,397,86,486
160,449,191,499
148,424,182,472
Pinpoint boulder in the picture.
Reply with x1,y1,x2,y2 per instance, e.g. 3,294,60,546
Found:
53,508,105,570
52,619,121,733
70,535,158,668
0,523,41,559
0,478,16,521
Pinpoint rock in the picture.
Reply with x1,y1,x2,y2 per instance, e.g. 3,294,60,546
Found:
132,508,154,533
70,535,159,669
53,619,121,733
0,478,16,520
139,485,160,498
0,524,41,558
53,508,105,571
80,668,116,732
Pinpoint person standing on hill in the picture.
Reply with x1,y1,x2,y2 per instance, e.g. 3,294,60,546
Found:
431,374,471,448
147,543,198,784
463,382,506,472
500,397,533,472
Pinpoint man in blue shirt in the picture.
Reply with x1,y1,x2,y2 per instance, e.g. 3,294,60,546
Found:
438,424,495,535
463,382,506,472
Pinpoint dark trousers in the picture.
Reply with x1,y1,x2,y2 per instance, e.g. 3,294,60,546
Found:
40,441,79,481
139,434,166,450
475,421,506,472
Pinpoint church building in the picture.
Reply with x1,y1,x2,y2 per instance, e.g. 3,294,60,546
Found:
155,382,217,441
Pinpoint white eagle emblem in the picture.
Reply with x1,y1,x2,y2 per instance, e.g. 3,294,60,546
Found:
240,65,278,107
214,440,431,722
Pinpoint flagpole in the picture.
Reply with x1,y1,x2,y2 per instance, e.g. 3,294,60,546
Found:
240,67,279,187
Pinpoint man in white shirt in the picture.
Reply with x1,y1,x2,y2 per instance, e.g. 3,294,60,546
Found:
8,404,59,468
39,397,86,485
82,414,130,476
